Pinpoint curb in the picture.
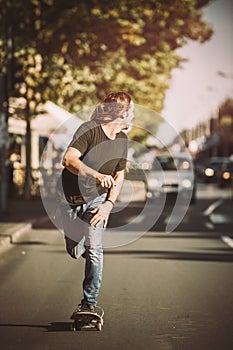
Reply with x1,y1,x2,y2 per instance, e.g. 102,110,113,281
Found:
0,222,32,252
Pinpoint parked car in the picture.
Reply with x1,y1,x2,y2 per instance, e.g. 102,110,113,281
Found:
147,153,196,204
202,157,230,183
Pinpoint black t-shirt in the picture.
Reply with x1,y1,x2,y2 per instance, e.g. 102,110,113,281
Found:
59,120,128,205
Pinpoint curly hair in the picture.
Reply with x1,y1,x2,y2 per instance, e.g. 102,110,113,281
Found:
91,92,132,123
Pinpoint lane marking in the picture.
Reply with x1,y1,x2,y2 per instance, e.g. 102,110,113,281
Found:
203,199,223,216
221,236,233,249
205,222,214,230
164,215,188,225
132,214,145,224
210,214,232,224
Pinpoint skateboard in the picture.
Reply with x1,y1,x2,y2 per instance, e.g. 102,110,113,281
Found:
70,306,104,331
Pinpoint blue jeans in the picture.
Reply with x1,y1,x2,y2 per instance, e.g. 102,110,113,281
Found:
60,193,107,306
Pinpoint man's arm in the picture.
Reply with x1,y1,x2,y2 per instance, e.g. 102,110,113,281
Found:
89,169,126,228
107,169,126,204
62,147,115,188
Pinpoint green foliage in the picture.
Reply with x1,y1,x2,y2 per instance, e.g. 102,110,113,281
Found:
0,0,213,126
0,0,214,197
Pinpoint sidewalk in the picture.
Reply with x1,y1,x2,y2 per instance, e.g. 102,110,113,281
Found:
0,197,49,252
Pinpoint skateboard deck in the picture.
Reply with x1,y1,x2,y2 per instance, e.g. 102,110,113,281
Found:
70,306,104,331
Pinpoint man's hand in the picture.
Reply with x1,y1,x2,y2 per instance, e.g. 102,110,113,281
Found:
96,173,115,189
90,201,114,228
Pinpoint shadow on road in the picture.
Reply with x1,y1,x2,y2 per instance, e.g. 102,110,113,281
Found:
13,241,49,246
0,322,72,332
104,249,233,262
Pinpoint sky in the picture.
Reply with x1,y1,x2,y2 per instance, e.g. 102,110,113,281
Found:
162,0,233,133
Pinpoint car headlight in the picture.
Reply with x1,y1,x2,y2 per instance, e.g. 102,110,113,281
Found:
222,171,231,180
181,179,192,188
205,168,214,177
148,179,162,189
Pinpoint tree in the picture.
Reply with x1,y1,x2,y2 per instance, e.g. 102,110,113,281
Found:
1,1,51,198
0,0,213,197
37,0,213,110
35,0,213,136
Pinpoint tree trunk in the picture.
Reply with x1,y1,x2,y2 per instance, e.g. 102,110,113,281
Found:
24,109,32,200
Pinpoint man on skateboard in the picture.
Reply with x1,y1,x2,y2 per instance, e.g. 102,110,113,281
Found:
57,92,134,322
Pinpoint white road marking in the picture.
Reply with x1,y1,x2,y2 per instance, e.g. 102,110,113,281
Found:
132,214,145,224
203,199,224,216
205,222,215,230
210,214,232,224
221,236,233,249
164,215,188,225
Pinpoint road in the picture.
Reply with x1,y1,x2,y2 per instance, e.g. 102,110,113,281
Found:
0,183,232,350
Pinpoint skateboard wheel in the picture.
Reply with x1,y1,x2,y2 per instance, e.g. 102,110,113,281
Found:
71,322,77,331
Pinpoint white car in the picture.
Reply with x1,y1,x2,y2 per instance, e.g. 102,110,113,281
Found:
147,153,196,204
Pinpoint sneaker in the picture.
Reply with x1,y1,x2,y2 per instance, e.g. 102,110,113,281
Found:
80,302,97,313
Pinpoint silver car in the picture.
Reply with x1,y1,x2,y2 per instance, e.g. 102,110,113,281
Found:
147,153,196,204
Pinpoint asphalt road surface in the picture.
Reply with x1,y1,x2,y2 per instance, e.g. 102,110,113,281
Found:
0,183,232,350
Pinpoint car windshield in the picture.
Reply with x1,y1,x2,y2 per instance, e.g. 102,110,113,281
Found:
209,162,224,169
207,158,230,169
152,156,191,171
